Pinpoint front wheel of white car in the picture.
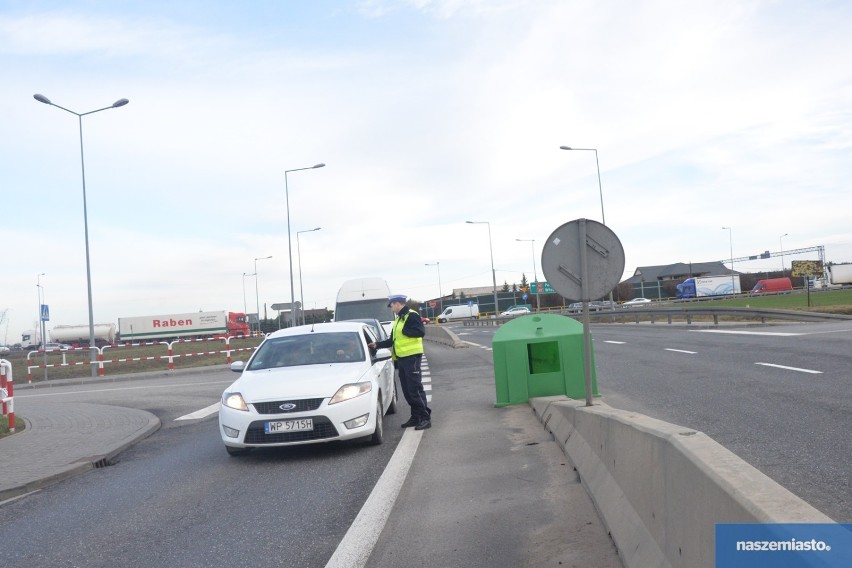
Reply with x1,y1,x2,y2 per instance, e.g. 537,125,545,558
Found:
387,381,398,415
368,399,384,445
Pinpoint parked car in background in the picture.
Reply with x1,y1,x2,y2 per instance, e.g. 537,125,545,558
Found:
219,321,396,456
0,344,9,355
500,306,531,317
622,298,652,307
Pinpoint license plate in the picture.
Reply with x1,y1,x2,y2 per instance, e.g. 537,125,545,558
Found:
265,418,313,434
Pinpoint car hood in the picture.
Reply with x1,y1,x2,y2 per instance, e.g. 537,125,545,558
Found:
228,362,374,402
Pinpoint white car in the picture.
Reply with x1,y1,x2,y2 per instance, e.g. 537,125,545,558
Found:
500,306,531,317
622,298,652,307
219,321,396,456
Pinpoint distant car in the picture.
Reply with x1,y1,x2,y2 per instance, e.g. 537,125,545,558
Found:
41,342,72,351
0,344,9,355
622,298,652,307
500,306,532,317
219,321,397,456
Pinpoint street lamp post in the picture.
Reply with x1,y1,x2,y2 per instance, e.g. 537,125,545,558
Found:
296,227,321,325
559,146,605,225
425,262,443,317
560,145,614,304
285,164,325,327
254,256,272,332
242,272,256,324
722,227,735,293
780,233,789,274
37,273,47,380
515,238,539,311
34,93,129,377
466,221,499,315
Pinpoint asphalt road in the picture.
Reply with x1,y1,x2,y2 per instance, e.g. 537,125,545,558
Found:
453,319,852,522
3,369,406,568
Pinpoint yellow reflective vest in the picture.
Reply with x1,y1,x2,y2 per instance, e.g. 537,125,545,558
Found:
392,310,424,359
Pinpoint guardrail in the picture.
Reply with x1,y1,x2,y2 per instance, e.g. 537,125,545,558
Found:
24,336,259,382
463,307,852,327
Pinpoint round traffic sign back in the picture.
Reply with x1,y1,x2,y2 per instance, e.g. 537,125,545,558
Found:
541,219,625,300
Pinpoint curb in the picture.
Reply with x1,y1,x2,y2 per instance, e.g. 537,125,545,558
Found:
0,410,161,503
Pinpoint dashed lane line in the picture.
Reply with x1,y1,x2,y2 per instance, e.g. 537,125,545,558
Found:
664,348,698,354
755,362,823,374
175,402,220,421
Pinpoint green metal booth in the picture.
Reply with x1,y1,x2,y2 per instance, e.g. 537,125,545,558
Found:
492,313,597,407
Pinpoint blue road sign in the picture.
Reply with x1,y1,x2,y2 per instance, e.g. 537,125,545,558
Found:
40,304,50,322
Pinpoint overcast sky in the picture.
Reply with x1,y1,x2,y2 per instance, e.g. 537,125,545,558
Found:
2,0,851,343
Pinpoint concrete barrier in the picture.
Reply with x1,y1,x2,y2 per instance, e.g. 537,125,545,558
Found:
424,325,466,348
530,396,833,568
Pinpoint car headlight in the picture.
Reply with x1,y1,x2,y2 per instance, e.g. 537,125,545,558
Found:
222,391,248,411
329,382,372,405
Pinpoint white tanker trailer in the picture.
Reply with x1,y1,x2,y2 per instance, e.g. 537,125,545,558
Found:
50,323,117,347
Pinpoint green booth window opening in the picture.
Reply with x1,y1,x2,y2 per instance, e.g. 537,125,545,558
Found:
527,341,561,374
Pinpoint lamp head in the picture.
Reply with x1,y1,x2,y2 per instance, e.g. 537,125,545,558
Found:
559,146,572,150
312,163,325,169
112,98,130,108
34,94,52,105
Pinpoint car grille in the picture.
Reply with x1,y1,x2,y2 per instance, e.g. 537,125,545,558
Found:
253,398,325,415
244,416,339,444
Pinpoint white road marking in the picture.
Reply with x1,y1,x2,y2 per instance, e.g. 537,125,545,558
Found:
755,362,823,374
604,340,626,344
423,384,432,392
691,329,802,337
325,428,423,568
175,402,221,421
665,348,697,354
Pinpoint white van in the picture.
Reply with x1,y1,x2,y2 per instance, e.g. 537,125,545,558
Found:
334,278,394,334
437,304,479,323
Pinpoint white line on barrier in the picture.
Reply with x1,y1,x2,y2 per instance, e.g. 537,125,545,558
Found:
175,402,221,421
755,362,823,374
665,348,697,354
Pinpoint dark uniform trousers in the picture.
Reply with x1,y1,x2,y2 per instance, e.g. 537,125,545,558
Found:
397,354,431,421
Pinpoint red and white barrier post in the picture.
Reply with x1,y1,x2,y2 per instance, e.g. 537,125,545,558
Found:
1,359,15,433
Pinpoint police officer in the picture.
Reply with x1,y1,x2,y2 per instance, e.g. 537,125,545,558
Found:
369,295,431,430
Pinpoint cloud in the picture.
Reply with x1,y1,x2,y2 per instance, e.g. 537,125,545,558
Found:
2,1,852,342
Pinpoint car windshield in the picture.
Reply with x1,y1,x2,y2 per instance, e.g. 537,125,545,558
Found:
247,332,366,370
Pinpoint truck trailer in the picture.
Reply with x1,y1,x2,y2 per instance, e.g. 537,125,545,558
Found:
676,275,741,298
827,263,852,285
50,323,117,347
118,311,249,342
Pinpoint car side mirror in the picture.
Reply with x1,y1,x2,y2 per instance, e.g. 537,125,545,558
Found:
372,347,392,363
230,361,246,373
